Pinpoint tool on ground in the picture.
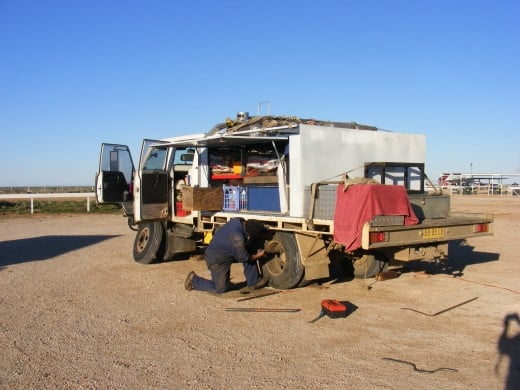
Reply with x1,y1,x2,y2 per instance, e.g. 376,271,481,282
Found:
225,307,300,313
237,290,282,302
400,296,478,317
309,299,348,323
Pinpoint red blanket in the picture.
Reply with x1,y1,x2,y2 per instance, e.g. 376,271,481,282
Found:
333,184,418,251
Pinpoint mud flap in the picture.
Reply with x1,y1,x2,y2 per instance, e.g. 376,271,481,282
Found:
294,233,330,281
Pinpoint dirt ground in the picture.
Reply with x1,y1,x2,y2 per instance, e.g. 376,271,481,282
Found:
0,196,519,389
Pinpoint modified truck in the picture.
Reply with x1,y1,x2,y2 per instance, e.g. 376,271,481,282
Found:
95,113,493,289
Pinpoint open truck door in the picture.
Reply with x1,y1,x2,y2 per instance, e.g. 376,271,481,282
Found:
95,143,135,217
133,139,170,223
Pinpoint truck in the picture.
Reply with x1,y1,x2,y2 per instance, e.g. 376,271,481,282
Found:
95,113,494,289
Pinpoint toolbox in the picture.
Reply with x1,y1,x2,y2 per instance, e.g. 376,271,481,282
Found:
321,299,347,318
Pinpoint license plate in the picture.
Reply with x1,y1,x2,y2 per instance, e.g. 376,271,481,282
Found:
422,227,445,239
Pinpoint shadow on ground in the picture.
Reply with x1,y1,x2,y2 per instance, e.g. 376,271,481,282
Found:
0,235,121,268
397,239,499,277
497,313,520,390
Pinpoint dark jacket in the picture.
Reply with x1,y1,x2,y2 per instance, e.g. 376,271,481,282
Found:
205,218,250,265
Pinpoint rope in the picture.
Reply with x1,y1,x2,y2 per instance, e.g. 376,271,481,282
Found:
415,271,520,295
382,358,458,373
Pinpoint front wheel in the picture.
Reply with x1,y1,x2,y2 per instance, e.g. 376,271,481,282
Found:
262,231,304,289
352,254,388,278
133,222,165,264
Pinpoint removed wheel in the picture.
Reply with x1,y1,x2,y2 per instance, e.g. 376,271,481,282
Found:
353,254,388,278
133,222,165,264
262,231,304,289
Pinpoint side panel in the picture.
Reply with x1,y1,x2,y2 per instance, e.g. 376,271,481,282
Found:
140,171,169,219
289,126,426,217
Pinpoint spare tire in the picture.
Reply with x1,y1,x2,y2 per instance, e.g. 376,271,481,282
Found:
352,254,388,278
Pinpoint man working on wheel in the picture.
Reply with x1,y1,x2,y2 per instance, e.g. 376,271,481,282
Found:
184,218,268,294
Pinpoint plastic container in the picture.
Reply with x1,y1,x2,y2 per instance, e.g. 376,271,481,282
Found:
176,201,187,216
239,188,248,210
223,185,240,211
233,162,242,175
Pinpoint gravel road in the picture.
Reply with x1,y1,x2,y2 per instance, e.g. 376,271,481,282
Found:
0,196,519,389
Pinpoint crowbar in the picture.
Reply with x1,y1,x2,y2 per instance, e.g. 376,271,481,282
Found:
225,307,300,313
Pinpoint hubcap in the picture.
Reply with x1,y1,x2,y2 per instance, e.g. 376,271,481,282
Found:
136,227,150,253
265,241,285,276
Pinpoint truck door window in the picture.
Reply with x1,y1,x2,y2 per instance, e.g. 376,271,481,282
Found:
175,148,195,165
100,145,134,186
142,146,168,171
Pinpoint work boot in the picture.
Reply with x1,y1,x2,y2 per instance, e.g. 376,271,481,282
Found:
185,271,196,291
251,275,269,290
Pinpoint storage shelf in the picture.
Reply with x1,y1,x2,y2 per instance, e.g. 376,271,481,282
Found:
211,174,242,180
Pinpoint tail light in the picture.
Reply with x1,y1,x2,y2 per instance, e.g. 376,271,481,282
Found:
474,223,489,233
369,232,388,243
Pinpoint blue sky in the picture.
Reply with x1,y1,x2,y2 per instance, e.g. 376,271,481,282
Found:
1,0,519,186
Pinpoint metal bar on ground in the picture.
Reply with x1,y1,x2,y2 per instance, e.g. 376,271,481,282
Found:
237,290,282,302
225,307,300,313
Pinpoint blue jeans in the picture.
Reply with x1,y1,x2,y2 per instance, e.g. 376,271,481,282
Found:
192,257,261,294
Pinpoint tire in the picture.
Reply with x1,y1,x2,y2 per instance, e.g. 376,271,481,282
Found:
262,231,304,289
133,222,165,264
352,254,388,278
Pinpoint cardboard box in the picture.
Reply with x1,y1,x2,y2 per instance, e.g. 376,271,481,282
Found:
243,175,278,184
182,187,224,211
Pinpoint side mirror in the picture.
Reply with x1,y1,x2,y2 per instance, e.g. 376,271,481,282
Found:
181,153,194,163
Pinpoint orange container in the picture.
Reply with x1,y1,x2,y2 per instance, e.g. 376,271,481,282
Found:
233,162,242,174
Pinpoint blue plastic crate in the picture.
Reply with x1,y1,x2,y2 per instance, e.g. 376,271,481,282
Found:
223,185,241,211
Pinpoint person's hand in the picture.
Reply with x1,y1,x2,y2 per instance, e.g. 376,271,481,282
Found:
250,249,265,261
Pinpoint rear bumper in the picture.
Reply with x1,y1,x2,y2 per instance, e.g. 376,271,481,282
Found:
361,213,494,250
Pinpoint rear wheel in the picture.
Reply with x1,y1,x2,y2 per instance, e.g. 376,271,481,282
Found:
133,222,165,264
262,231,304,289
352,254,388,278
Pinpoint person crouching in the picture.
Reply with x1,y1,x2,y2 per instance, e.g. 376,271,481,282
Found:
184,218,268,294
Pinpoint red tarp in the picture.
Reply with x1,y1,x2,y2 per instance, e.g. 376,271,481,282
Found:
333,184,419,251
